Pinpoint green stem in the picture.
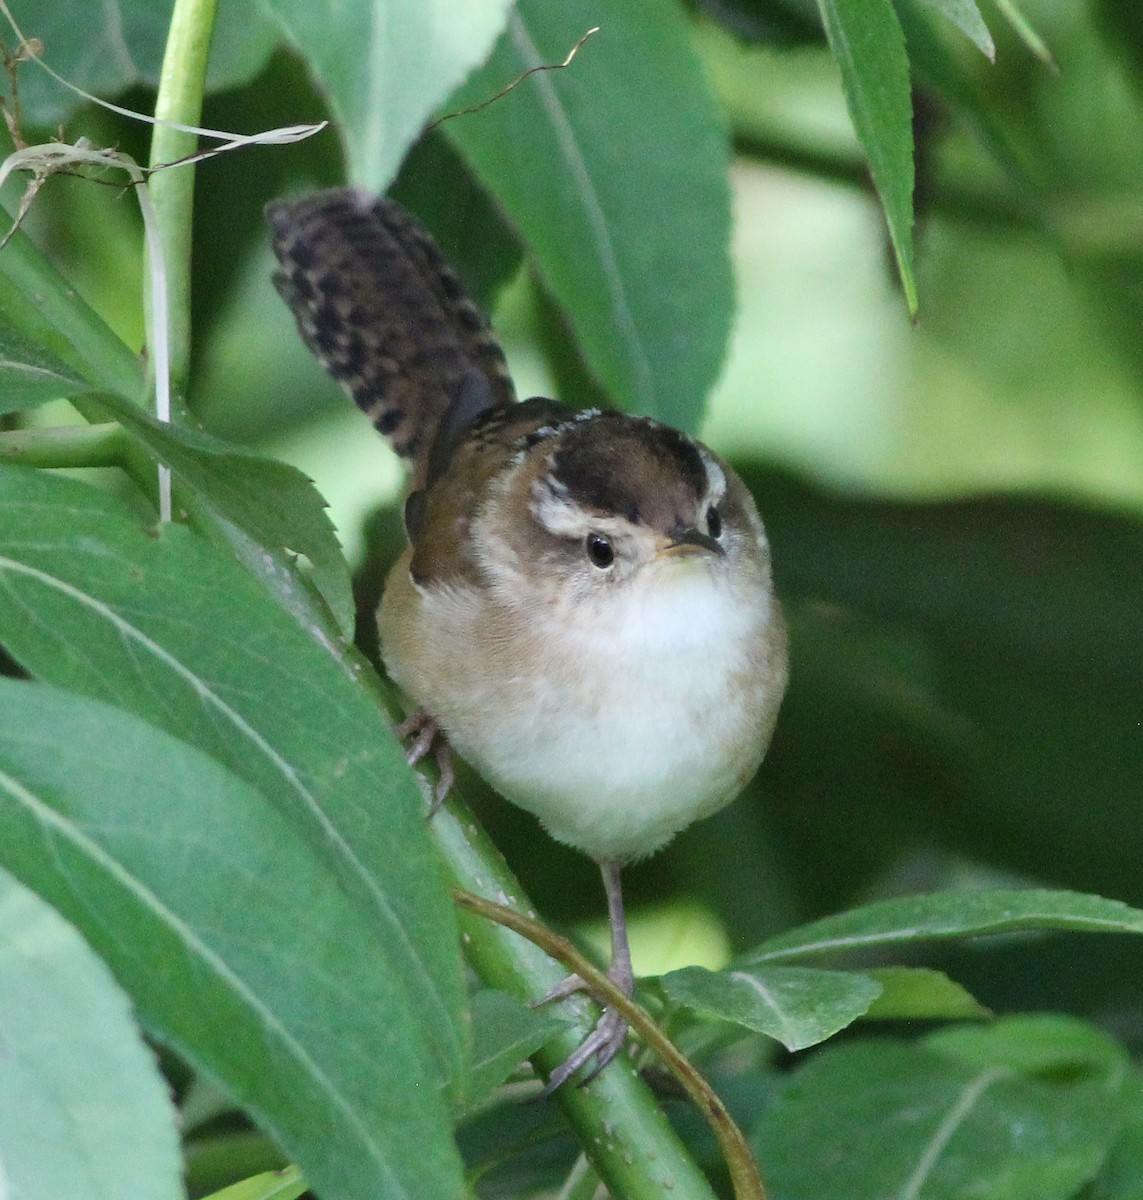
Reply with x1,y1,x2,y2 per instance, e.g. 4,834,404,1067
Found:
425,792,721,1200
147,0,220,393
0,422,127,469
455,890,768,1200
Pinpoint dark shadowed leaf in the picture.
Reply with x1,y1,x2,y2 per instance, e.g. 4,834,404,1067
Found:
462,989,571,1110
0,325,93,413
754,1017,1130,1200
11,0,280,127
747,889,1143,963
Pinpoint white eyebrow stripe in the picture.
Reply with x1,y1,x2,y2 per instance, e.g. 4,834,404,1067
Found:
697,445,727,505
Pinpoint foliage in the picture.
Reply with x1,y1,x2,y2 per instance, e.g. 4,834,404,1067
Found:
0,0,1142,1198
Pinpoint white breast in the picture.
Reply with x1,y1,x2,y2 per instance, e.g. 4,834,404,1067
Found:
383,555,783,863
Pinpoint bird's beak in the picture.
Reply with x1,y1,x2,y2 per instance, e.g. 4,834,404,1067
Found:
660,527,726,558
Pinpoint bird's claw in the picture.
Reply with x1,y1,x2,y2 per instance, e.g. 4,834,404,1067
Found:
538,1005,629,1097
395,710,454,815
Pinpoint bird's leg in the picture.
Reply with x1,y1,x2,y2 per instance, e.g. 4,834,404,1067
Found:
395,709,454,815
539,860,633,1096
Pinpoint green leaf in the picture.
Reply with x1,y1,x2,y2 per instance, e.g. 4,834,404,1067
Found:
692,0,824,47
462,989,571,1110
0,213,143,404
10,0,279,127
892,2,1036,210
918,0,995,59
91,391,356,641
200,1169,307,1200
260,0,514,191
0,866,184,1200
0,467,466,1091
0,679,463,1200
747,889,1143,963
1091,1073,1143,1200
445,0,734,431
660,964,882,1052
927,1013,1127,1077
744,471,1143,906
993,0,1057,69
390,131,524,314
863,967,991,1021
753,1017,1130,1200
818,0,917,315
0,325,93,413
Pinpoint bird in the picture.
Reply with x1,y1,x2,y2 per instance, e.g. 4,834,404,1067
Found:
266,188,788,1093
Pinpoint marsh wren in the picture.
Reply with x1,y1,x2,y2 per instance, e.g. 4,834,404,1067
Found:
268,189,788,1092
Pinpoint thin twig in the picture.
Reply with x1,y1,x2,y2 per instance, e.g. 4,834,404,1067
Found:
426,26,599,132
453,888,769,1200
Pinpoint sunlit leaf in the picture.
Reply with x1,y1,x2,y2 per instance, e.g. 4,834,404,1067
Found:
261,0,514,191
0,866,184,1200
660,964,881,1051
199,1168,306,1200
918,0,994,59
863,967,991,1021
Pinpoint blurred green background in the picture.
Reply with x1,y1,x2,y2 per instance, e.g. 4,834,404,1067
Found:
8,0,1142,1055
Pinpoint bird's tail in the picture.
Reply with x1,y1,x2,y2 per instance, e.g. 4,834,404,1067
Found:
266,189,515,485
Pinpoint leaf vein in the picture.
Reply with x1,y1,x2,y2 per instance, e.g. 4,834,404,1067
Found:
897,1067,1007,1200
0,765,410,1198
508,12,654,411
0,553,452,1042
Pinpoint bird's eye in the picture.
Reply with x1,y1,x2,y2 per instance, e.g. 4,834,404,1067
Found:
585,533,615,568
706,505,722,539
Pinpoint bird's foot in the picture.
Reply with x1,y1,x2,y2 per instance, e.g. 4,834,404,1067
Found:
395,709,454,815
534,970,633,1095
538,1004,629,1098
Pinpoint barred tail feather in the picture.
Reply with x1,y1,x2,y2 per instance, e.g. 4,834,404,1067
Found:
266,188,515,477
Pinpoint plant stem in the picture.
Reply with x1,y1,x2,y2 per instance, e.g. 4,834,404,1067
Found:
425,791,721,1200
0,422,127,469
148,0,220,394
455,889,768,1200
